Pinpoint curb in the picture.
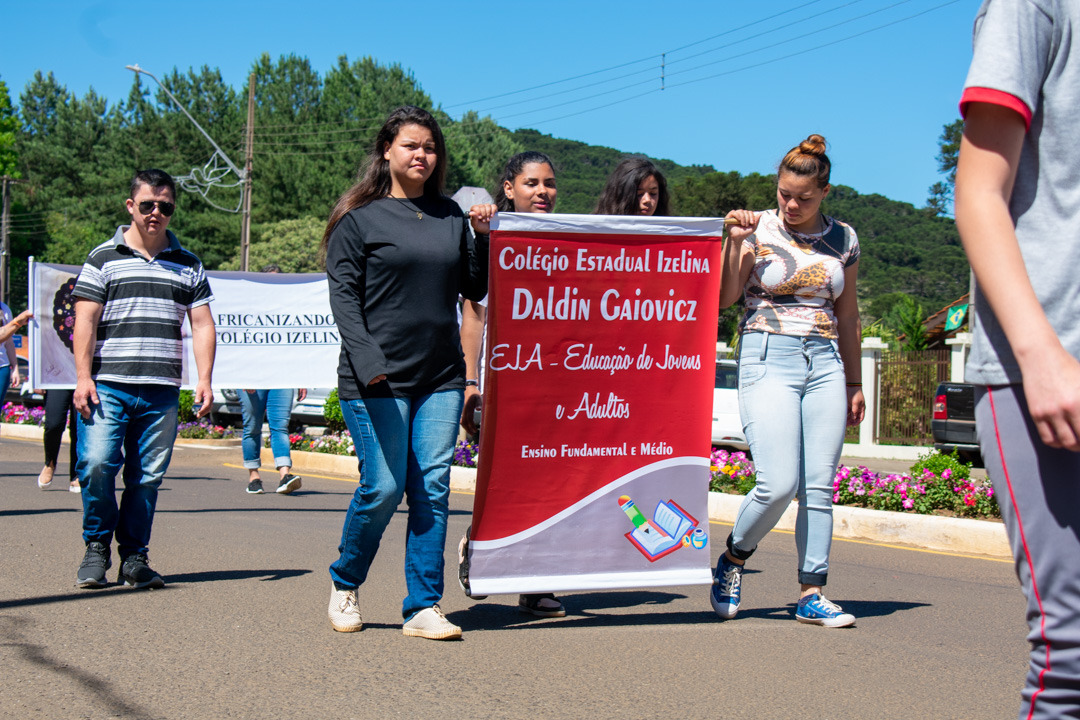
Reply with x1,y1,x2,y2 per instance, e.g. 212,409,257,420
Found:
278,449,1011,560
0,423,242,448
0,423,47,442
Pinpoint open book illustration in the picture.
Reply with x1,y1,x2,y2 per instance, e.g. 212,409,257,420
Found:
618,495,702,562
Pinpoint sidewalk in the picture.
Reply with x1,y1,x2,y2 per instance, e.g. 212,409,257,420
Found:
0,423,1007,560
266,447,1011,560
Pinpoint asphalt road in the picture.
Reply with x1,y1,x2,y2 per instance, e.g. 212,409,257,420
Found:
1,436,1027,720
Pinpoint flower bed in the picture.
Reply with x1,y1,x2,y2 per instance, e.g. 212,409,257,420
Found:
710,446,999,520
273,429,478,468
177,420,237,440
3,401,45,426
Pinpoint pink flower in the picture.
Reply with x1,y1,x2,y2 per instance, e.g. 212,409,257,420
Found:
942,468,953,480
902,498,914,509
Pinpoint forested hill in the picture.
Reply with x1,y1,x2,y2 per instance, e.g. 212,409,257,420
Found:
1,55,965,321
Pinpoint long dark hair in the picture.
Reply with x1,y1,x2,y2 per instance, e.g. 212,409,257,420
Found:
321,106,447,257
595,157,669,216
494,151,555,213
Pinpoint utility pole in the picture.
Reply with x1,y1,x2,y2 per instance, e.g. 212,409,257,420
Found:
0,176,27,307
240,73,256,272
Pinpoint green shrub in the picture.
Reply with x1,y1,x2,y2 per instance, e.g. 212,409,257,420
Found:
178,390,195,423
324,388,346,433
909,448,971,483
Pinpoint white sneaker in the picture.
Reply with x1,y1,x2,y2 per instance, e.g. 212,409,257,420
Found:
402,605,461,640
328,584,363,632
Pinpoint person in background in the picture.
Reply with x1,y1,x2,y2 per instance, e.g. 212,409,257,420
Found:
460,151,567,619
323,106,489,640
38,390,80,492
955,1,1080,717
0,302,25,393
594,157,670,217
713,134,864,628
72,168,215,590
238,263,306,496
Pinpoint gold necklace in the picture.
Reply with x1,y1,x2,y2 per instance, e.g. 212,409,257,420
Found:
390,195,423,220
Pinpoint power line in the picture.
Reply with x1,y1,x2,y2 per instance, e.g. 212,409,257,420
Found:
666,0,962,91
664,0,870,68
460,0,926,129
486,0,960,131
444,0,831,111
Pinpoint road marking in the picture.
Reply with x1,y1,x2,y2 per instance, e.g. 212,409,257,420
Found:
224,464,1010,565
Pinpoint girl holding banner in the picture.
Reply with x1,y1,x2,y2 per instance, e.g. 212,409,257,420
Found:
322,106,490,640
464,151,568,619
595,157,670,217
712,134,864,628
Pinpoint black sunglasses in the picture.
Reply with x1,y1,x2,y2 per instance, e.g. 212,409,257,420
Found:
136,200,176,217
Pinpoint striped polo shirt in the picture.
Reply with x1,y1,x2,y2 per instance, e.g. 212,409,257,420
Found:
73,226,213,386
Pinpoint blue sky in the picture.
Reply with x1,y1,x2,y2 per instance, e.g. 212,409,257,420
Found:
3,0,974,208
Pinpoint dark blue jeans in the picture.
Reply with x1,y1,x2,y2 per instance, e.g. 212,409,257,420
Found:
329,389,463,621
76,381,179,557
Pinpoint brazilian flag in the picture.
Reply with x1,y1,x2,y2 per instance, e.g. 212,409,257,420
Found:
944,304,968,332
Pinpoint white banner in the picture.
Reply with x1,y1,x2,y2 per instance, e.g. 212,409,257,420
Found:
29,262,340,390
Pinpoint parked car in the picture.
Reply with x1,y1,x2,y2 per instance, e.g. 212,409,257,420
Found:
209,388,333,430
931,382,983,466
713,360,749,452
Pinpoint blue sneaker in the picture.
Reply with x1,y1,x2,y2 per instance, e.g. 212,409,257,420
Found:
795,594,855,627
710,555,742,619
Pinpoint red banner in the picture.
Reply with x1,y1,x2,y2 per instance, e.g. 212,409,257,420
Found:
462,214,725,595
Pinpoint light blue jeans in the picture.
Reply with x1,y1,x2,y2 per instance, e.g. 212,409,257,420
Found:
239,389,295,469
329,389,463,621
727,332,848,586
76,381,180,558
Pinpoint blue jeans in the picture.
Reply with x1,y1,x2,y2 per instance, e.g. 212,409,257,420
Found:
329,389,463,621
239,389,294,469
0,365,10,398
728,333,847,586
76,381,180,558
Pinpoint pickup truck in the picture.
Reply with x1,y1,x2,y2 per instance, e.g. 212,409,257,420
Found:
931,382,983,466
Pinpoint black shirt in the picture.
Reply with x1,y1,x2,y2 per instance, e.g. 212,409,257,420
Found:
326,195,488,399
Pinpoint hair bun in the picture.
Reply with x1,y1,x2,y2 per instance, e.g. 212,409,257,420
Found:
800,134,827,156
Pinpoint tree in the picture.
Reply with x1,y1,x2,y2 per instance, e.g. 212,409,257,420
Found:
925,181,952,217
936,119,963,185
219,216,326,272
0,75,19,177
925,119,962,216
443,111,524,193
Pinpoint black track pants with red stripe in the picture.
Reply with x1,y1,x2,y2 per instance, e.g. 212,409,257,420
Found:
977,384,1080,720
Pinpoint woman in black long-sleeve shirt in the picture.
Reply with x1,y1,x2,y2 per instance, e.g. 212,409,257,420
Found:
322,106,491,640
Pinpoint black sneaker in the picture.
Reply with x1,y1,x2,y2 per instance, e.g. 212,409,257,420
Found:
276,474,302,495
246,479,264,494
76,541,112,588
119,553,165,589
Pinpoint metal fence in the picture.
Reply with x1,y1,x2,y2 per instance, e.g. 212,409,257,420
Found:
875,348,950,445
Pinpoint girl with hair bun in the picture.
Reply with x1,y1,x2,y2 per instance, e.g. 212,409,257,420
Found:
710,134,864,628
595,157,670,216
460,150,567,619
322,106,493,640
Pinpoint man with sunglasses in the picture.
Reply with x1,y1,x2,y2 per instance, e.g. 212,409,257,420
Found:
71,168,216,590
